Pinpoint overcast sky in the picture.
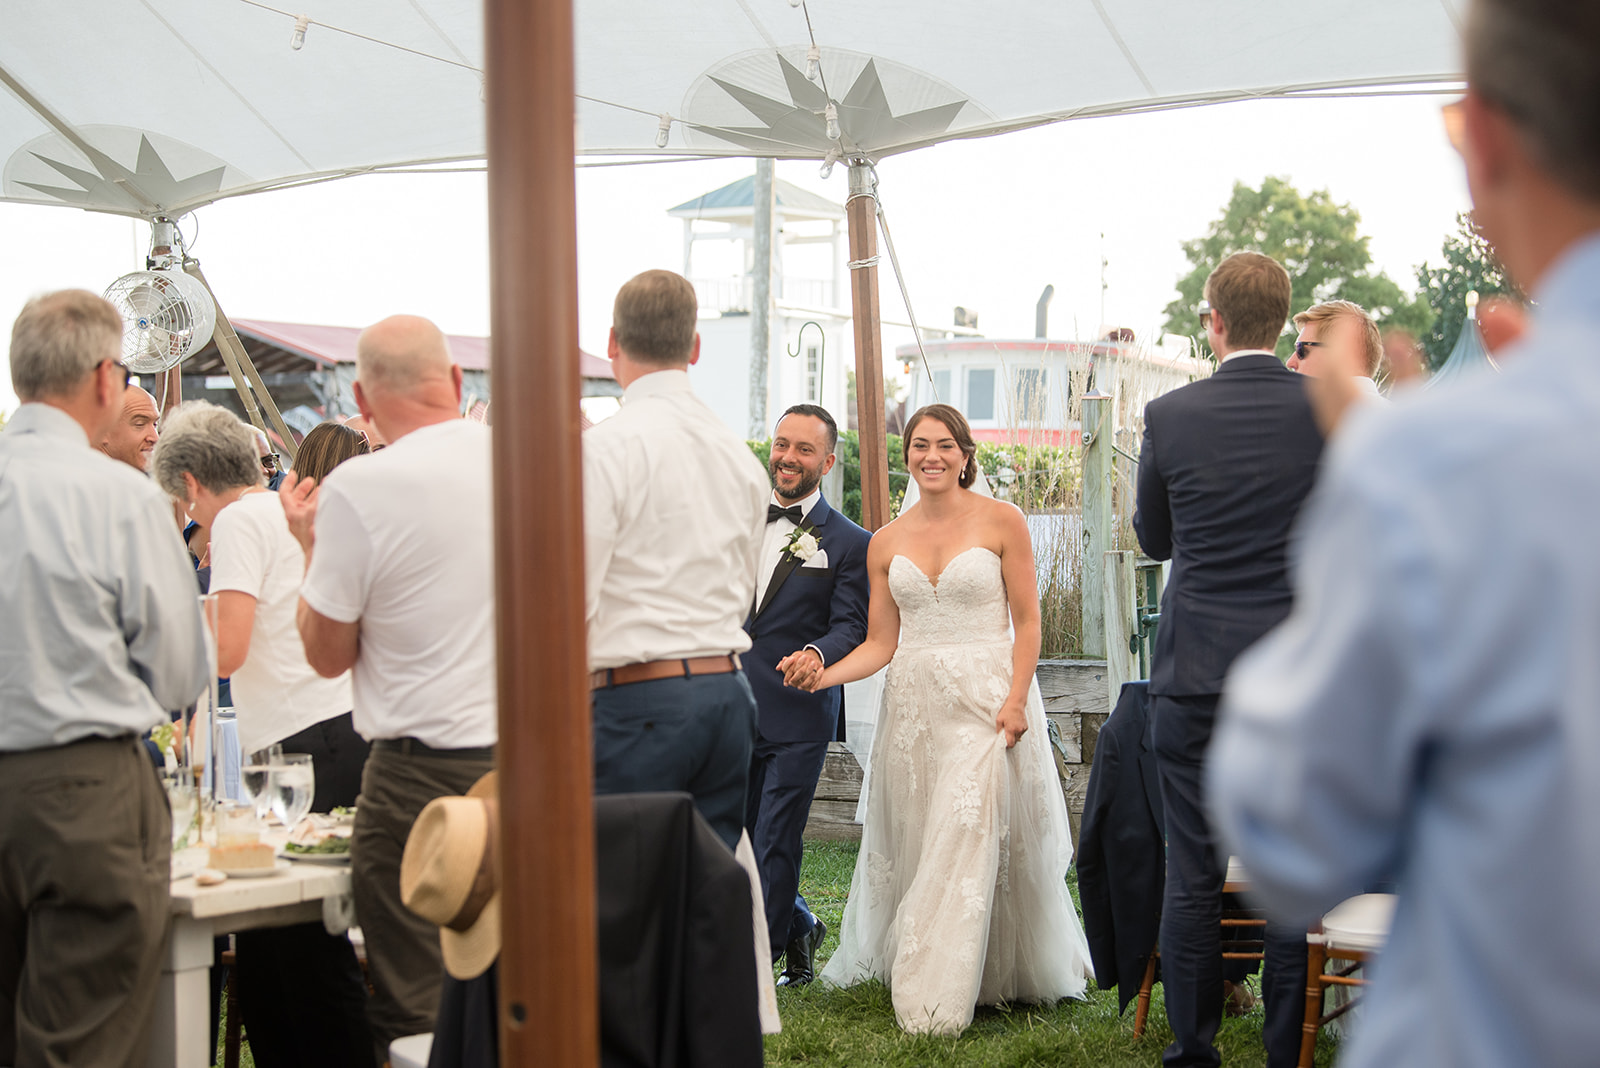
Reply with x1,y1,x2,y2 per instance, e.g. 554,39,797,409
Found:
0,91,1469,415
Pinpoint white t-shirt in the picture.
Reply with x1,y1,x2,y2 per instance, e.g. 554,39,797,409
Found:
210,491,354,753
300,419,496,748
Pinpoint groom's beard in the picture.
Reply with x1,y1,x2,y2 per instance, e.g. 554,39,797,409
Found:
770,459,822,502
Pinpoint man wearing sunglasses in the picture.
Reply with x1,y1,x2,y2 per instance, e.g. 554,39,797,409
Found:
1289,300,1385,402
1212,1,1600,1065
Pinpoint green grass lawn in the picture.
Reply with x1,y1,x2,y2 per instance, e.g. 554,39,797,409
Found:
225,839,1339,1066
767,840,1340,1067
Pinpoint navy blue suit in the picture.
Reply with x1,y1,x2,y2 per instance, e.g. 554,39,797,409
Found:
742,493,871,959
1133,353,1324,1068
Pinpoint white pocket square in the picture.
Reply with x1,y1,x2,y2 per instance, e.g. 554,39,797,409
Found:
799,549,830,569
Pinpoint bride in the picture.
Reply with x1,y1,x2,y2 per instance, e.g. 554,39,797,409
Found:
781,403,1092,1035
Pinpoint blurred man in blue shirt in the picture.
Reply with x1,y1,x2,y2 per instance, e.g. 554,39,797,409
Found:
1211,2,1600,1065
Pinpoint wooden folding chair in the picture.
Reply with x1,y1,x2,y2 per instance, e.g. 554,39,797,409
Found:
1133,858,1265,1038
1297,894,1396,1068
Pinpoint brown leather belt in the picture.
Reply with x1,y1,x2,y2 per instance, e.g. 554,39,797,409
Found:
590,654,741,691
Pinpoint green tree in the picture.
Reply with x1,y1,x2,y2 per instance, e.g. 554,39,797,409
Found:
1414,212,1522,370
1162,177,1432,360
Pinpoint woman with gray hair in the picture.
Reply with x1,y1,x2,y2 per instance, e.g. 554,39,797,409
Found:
149,402,375,1068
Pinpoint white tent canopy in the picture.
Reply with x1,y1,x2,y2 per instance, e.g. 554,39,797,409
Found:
2,0,1465,219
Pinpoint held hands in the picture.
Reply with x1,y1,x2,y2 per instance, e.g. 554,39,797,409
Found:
778,648,825,692
995,700,1028,749
278,471,319,554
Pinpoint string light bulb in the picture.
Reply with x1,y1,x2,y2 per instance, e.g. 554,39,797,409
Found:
655,114,672,149
290,15,309,50
824,103,841,141
819,148,840,179
806,44,821,83
789,0,803,7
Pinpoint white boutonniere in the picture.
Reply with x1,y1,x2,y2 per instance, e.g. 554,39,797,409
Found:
783,528,821,562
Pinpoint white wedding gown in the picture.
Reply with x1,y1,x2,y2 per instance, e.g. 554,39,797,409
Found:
819,546,1093,1034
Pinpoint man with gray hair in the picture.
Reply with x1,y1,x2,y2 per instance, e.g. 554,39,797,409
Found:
0,289,209,1067
1211,2,1600,1064
282,314,495,1059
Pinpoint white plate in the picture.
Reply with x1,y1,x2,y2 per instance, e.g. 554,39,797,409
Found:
213,859,292,879
284,850,351,866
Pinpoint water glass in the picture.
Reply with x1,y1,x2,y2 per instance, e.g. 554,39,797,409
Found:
240,745,283,819
163,774,199,849
268,753,315,828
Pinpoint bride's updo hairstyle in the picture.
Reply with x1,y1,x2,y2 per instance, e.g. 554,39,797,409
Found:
903,403,980,489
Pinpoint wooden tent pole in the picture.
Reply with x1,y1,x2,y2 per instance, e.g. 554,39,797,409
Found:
846,160,890,532
484,0,598,1063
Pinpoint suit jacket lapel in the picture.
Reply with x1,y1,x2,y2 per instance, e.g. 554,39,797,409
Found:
754,497,831,619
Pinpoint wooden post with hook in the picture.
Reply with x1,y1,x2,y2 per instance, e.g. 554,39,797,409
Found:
846,160,890,532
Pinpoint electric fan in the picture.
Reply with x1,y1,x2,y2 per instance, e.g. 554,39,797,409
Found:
103,268,217,374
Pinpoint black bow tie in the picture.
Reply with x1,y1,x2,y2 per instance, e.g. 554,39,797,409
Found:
767,504,803,525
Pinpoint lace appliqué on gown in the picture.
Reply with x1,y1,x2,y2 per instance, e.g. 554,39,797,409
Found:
818,546,1093,1034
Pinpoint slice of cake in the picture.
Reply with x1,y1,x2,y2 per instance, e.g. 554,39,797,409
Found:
208,841,276,872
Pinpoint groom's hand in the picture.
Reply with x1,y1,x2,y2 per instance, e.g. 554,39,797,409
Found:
778,649,824,691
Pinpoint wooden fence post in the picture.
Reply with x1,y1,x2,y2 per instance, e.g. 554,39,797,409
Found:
1080,390,1113,658
1103,549,1138,712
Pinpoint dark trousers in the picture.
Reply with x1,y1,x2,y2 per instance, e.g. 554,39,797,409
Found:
236,712,376,1068
745,735,829,960
234,925,375,1068
592,672,757,851
352,745,495,1064
0,736,170,1068
1152,694,1306,1068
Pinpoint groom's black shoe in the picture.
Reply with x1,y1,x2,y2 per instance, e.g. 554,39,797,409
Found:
776,920,826,987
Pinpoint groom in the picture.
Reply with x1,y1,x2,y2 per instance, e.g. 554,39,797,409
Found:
745,404,871,984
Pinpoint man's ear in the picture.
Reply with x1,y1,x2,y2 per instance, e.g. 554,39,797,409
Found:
451,364,463,403
821,452,836,475
1462,89,1513,197
353,381,374,421
606,328,620,362
687,333,701,367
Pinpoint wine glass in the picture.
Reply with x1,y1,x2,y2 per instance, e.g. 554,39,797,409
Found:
240,745,283,820
268,753,315,828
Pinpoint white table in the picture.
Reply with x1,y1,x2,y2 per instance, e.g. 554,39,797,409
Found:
149,853,354,1068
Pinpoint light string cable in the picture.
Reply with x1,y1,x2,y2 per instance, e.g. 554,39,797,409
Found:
234,0,480,72
867,163,938,399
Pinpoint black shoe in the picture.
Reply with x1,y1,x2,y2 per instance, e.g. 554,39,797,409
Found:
776,920,826,987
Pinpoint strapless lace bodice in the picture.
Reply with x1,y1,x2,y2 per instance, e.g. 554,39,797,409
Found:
888,546,1010,647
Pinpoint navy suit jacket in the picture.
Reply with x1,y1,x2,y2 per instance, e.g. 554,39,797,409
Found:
1077,681,1165,1013
743,493,872,743
1133,353,1324,697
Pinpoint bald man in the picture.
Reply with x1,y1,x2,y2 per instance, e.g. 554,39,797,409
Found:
97,384,160,472
281,315,495,1058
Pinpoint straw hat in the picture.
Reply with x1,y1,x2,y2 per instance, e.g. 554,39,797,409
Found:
400,771,500,980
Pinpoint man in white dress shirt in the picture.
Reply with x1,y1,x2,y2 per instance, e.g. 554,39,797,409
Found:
284,314,495,1060
584,269,769,850
1210,2,1600,1064
0,290,209,1067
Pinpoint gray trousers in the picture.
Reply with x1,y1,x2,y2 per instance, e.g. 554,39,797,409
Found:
351,745,494,1063
0,736,171,1068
